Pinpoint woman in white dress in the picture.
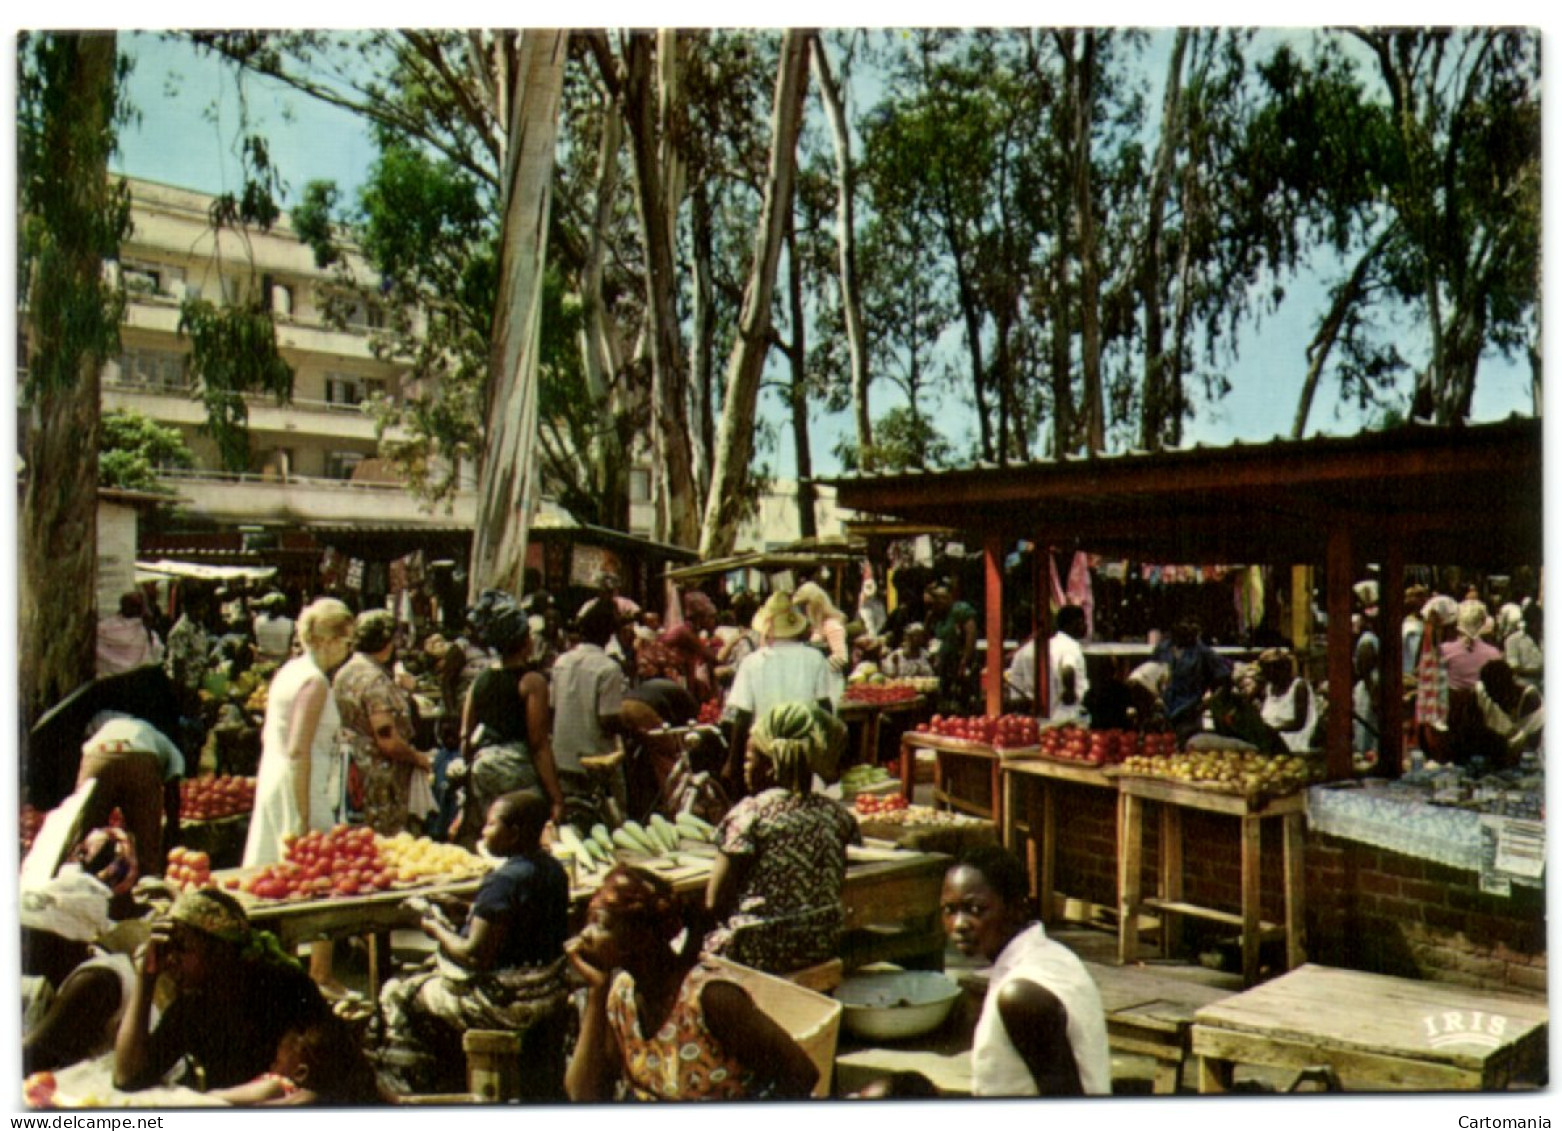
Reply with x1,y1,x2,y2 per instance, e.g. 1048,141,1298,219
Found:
242,598,355,992
1257,648,1318,753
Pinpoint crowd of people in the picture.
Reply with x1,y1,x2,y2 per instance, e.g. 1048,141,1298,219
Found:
22,560,1542,1104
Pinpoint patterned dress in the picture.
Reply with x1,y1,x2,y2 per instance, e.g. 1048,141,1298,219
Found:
703,789,860,974
606,961,753,1101
332,651,416,835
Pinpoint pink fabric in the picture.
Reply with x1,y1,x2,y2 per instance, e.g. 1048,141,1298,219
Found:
1440,638,1502,692
96,615,158,677
815,617,849,666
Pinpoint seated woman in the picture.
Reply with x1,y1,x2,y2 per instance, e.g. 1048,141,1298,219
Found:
942,845,1112,1096
1461,659,1543,769
209,1013,380,1106
380,791,571,1098
113,889,330,1092
1256,648,1318,753
703,702,859,975
565,865,819,1101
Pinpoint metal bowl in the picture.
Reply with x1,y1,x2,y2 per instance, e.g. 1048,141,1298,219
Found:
834,970,962,1041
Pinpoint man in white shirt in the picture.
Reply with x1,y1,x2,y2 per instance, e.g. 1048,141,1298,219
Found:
723,592,836,794
550,598,628,826
1006,605,1090,721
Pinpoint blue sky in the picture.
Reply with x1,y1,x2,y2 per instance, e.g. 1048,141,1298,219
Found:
106,26,1543,479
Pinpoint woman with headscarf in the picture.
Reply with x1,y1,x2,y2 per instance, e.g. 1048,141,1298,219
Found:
457,590,565,843
639,589,723,703
113,889,330,1092
565,865,819,1101
333,609,431,836
702,702,860,975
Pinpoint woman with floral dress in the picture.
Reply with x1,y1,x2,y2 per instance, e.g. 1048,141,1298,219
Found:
332,610,431,835
702,702,859,975
565,865,818,1101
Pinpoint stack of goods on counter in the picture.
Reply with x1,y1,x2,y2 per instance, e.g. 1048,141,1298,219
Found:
230,824,486,901
1038,726,1177,766
165,845,213,890
913,713,1040,749
840,763,899,799
851,792,909,817
179,774,257,822
852,802,995,853
1397,758,1544,818
845,665,938,701
1115,748,1319,800
553,815,717,881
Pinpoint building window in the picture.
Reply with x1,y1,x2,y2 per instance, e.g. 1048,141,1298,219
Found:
114,348,190,393
325,451,365,480
324,374,384,410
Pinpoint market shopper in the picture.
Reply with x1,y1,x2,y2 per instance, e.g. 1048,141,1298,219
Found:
551,597,629,829
381,791,571,1098
244,597,356,995
703,702,858,975
96,591,163,677
164,585,216,759
334,609,432,836
75,711,184,876
638,590,722,703
565,865,820,1101
1152,618,1233,742
251,592,297,665
113,889,330,1093
882,622,936,679
1006,605,1091,721
925,581,979,714
794,581,851,700
941,846,1111,1096
1505,603,1544,692
723,593,837,794
459,591,566,841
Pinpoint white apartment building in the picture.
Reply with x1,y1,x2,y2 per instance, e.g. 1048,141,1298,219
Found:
69,177,840,583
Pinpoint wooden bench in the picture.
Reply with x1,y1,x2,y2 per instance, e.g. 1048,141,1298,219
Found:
1192,964,1549,1092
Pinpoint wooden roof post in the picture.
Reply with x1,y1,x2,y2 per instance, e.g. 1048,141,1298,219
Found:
1326,525,1355,780
1035,546,1052,718
985,535,1004,717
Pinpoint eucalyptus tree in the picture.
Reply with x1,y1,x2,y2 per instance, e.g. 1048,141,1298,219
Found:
18,30,131,726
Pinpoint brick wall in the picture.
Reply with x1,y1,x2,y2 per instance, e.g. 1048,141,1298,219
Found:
1036,778,1546,996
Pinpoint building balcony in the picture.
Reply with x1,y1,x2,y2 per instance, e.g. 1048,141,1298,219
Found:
124,292,385,363
156,468,476,530
104,380,393,444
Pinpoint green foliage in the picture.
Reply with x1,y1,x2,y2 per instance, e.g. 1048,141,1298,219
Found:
177,298,294,470
835,404,954,473
17,32,133,400
99,409,195,491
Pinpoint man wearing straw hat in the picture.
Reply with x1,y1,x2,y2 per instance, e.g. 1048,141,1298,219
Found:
721,592,836,795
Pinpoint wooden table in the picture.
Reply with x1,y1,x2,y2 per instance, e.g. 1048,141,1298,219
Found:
1114,775,1307,987
899,733,1005,824
1000,757,1117,924
839,694,927,768
1191,964,1549,1092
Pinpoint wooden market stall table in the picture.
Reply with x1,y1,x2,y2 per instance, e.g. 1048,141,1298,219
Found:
897,733,1008,824
1000,755,1118,925
1113,773,1307,988
838,694,927,768
1191,963,1549,1092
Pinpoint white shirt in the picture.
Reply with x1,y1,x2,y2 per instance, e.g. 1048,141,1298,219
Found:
1006,634,1090,720
972,923,1113,1096
727,639,838,717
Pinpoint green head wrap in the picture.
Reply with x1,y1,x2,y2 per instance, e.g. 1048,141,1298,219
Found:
750,702,847,793
167,888,301,972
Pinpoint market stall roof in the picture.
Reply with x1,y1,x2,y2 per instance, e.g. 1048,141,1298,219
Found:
825,417,1541,569
135,558,278,583
665,535,867,583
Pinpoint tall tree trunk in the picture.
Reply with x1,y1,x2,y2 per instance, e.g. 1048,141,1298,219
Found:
690,181,718,488
19,32,122,733
621,32,700,546
699,30,812,559
1139,28,1188,452
1049,239,1074,458
943,204,993,462
784,211,818,540
1293,229,1390,438
580,90,631,531
470,29,568,598
1072,31,1105,453
812,38,873,465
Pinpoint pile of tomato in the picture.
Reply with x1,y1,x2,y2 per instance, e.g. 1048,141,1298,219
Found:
230,824,394,901
1039,725,1180,766
696,699,724,726
180,774,256,822
844,684,921,705
166,845,213,890
914,713,1040,748
853,793,909,816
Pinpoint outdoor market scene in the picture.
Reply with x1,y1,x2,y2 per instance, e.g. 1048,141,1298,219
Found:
14,24,1547,1113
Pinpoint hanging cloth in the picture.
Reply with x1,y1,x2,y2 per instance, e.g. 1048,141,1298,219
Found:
1065,552,1095,638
